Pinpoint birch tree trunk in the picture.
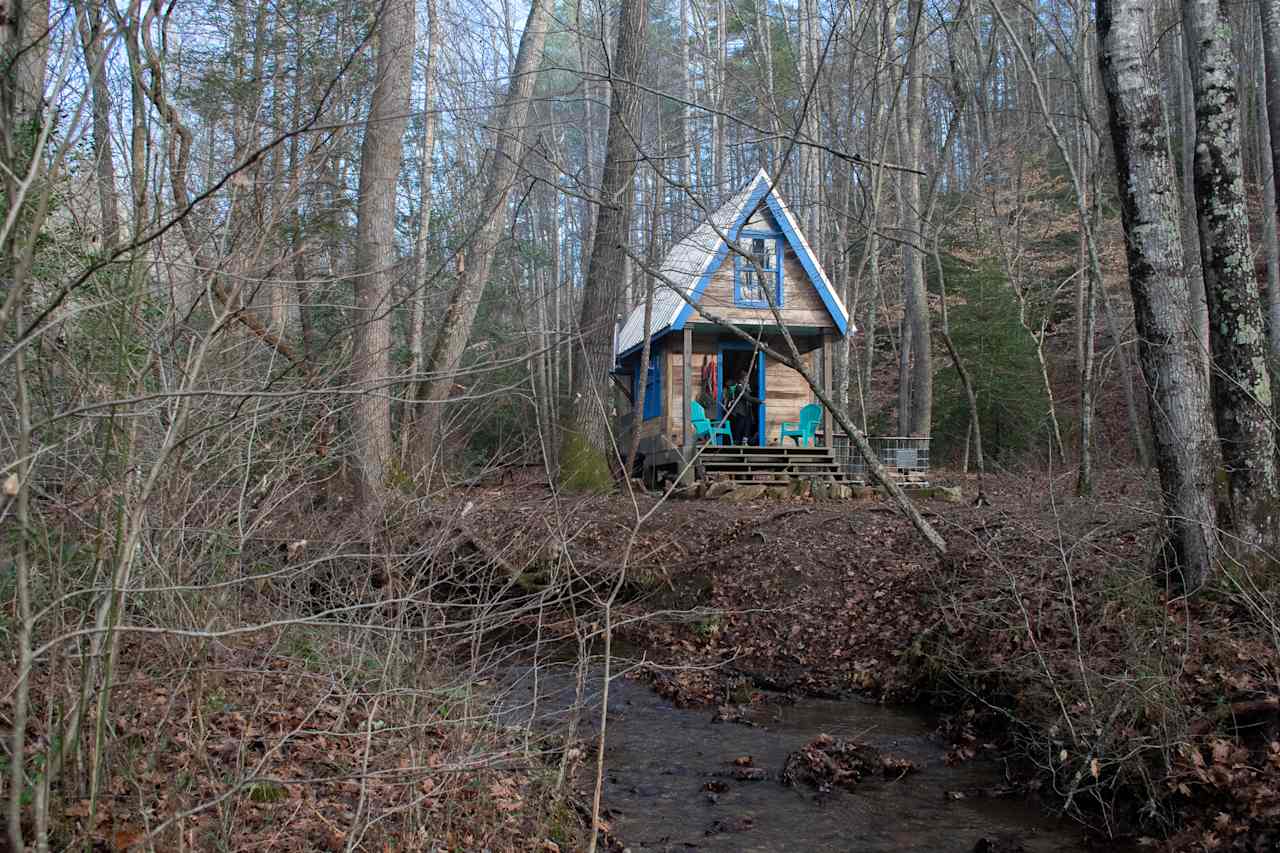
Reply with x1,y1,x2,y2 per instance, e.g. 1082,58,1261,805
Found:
1260,0,1280,355
351,0,415,510
562,0,649,490
415,0,552,466
1097,0,1218,587
1184,0,1280,552
1258,32,1280,360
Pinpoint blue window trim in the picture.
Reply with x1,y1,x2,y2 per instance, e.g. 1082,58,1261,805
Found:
732,229,783,309
639,353,662,421
668,172,850,337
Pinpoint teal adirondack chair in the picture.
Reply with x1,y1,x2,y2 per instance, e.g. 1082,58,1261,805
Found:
780,404,822,447
690,400,733,446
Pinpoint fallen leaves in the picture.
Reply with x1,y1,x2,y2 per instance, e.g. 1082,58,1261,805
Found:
780,733,916,793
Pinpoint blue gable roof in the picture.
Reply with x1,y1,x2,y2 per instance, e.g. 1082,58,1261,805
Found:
669,172,849,337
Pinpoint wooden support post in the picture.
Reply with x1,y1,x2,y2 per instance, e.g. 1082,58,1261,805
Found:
822,332,834,447
682,327,693,477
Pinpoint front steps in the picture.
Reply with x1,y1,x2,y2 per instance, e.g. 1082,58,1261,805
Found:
694,444,849,485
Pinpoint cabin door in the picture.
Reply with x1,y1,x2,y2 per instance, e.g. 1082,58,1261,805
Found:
718,343,767,445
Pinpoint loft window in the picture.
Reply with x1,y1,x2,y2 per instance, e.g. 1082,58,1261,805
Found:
733,234,782,308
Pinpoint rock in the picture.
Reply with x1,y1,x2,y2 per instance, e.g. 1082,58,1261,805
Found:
830,483,852,500
781,734,916,792
706,481,736,499
972,835,1026,853
937,485,963,503
729,766,767,781
850,486,877,500
765,485,791,500
722,484,767,503
811,480,831,499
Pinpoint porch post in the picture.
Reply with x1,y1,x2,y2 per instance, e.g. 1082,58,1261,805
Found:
822,331,834,447
682,327,693,468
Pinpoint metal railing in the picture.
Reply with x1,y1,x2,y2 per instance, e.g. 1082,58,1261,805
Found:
827,434,931,487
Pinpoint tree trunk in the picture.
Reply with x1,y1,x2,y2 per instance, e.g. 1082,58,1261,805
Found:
1258,29,1280,360
415,0,552,467
1184,0,1280,551
562,0,649,490
402,0,442,460
901,0,931,436
351,0,415,509
77,2,121,250
715,0,727,195
1097,0,1219,588
1,0,49,126
1174,22,1211,363
1260,0,1280,355
755,0,776,171
681,0,692,206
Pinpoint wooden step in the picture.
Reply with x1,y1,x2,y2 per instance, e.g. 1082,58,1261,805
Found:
701,470,850,481
701,445,829,450
700,459,840,468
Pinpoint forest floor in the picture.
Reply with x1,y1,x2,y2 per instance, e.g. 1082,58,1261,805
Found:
28,469,1280,851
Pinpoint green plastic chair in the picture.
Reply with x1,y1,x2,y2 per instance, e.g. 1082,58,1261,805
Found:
780,404,822,446
690,400,733,446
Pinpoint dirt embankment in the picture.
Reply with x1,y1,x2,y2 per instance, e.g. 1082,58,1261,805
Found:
454,470,1279,851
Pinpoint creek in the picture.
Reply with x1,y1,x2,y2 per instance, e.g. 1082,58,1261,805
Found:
498,659,1100,852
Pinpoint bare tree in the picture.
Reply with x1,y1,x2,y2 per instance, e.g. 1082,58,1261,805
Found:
351,0,416,509
77,1,121,249
415,0,553,467
1097,0,1219,587
1260,0,1280,355
563,0,650,488
404,0,442,424
1184,0,1280,553
899,0,931,437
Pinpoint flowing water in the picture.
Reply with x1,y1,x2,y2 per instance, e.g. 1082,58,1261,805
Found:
498,660,1100,852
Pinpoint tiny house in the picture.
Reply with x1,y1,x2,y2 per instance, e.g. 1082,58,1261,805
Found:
614,170,853,480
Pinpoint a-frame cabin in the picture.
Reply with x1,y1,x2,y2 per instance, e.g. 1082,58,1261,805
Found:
614,170,854,484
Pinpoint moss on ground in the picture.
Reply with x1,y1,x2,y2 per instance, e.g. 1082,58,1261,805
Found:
558,430,614,494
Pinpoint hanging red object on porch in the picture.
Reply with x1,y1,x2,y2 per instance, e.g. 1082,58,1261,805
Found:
701,356,717,408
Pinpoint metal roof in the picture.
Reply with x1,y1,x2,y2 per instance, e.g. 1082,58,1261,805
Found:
616,169,851,358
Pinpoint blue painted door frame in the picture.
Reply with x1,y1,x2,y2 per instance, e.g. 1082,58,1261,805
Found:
717,340,767,445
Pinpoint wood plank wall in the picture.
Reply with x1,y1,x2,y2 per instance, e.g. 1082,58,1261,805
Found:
664,342,815,446
690,252,833,329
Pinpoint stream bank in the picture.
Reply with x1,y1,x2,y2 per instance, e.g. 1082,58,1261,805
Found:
459,472,1280,848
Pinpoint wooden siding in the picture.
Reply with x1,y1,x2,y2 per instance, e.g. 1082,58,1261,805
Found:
690,250,834,329
763,353,816,444
664,340,816,447
665,340,718,443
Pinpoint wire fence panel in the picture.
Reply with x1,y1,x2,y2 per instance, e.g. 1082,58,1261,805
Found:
828,434,931,487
